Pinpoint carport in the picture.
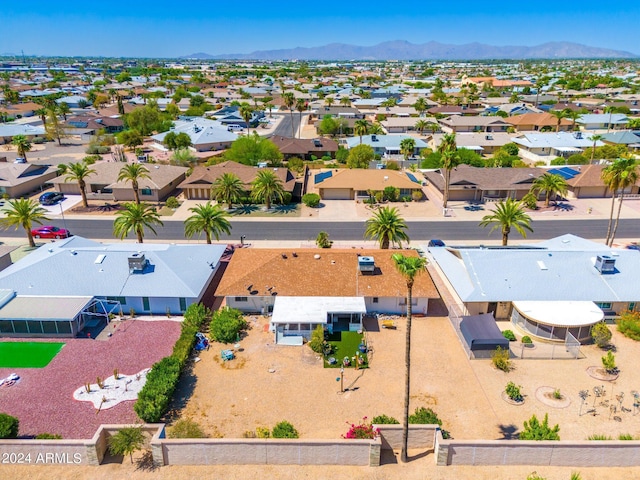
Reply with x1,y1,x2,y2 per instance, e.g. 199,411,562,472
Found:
459,313,509,358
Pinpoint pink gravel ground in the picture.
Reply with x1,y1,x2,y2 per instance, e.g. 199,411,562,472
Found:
0,320,181,438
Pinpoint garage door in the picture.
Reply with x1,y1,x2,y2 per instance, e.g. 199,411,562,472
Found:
321,188,353,200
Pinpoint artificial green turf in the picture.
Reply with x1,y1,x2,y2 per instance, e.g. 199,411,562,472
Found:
323,331,368,369
0,342,65,368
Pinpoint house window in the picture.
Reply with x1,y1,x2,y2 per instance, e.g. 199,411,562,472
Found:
234,297,248,302
629,302,636,311
399,298,418,306
373,297,379,304
596,302,612,310
141,188,152,196
142,297,150,311
179,298,187,312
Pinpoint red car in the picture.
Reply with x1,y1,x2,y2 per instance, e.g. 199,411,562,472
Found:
31,226,72,239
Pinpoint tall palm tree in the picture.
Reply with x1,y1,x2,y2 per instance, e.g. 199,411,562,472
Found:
251,170,285,210
479,198,533,246
364,206,409,249
211,172,244,209
117,163,150,204
34,108,47,124
414,119,429,136
413,97,427,117
295,99,306,139
11,134,32,160
282,91,296,138
184,202,231,244
339,96,351,107
549,109,569,133
0,198,49,248
59,161,97,208
113,202,163,243
324,97,334,108
437,133,459,210
57,102,71,121
240,103,253,137
589,134,603,163
354,119,369,144
602,158,639,246
392,253,427,463
400,138,416,161
531,173,568,208
565,109,581,131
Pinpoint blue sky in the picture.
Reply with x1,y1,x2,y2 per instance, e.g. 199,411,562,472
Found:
2,1,638,57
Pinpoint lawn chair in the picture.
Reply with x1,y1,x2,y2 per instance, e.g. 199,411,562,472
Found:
221,349,234,362
381,319,396,329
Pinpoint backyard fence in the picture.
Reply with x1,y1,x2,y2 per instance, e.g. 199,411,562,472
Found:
514,331,583,360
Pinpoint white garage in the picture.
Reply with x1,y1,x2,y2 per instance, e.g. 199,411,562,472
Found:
319,188,353,200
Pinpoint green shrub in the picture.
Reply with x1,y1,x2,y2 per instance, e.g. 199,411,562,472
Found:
505,381,523,402
519,414,560,441
35,433,62,439
210,307,247,344
0,413,19,439
590,321,612,348
302,193,321,208
256,427,271,438
553,389,562,400
617,310,640,341
492,346,512,372
383,186,399,202
385,161,399,171
168,418,207,438
527,473,547,480
33,137,46,144
287,157,304,173
372,414,399,424
409,407,442,426
587,434,612,440
502,330,516,341
411,190,423,202
521,336,533,344
85,145,111,155
308,325,326,353
316,231,331,248
618,433,634,440
278,192,292,204
165,196,180,209
601,350,617,373
108,426,145,463
272,421,299,438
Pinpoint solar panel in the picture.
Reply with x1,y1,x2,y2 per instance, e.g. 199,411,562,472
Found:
406,173,420,184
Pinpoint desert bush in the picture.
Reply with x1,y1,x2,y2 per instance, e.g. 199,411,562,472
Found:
35,433,62,439
519,414,560,441
590,321,612,348
492,346,512,372
617,310,640,341
553,389,562,400
343,417,379,439
601,350,617,373
256,427,271,438
372,414,399,424
272,421,299,439
521,336,533,344
316,231,331,248
587,434,612,440
522,192,538,210
308,325,326,354
383,186,399,202
302,193,321,208
278,192,292,205
502,330,516,341
409,407,441,426
411,190,423,202
505,381,523,402
0,413,19,439
385,161,400,171
210,307,247,344
168,418,207,438
108,426,145,463
618,433,634,440
165,196,180,209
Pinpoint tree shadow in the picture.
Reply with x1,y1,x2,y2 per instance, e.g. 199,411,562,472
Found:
553,202,574,211
272,204,298,214
135,451,159,472
497,423,519,439
231,205,259,215
163,362,198,423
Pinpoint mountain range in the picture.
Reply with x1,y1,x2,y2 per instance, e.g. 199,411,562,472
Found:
182,41,637,60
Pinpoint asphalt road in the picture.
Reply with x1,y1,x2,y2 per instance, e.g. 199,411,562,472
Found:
270,112,300,138
11,218,640,244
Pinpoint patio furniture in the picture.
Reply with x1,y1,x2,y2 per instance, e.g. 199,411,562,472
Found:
221,350,234,362
381,319,396,329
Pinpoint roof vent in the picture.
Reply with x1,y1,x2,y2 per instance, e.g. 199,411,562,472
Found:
128,252,148,274
371,134,377,142
595,255,615,274
358,256,375,275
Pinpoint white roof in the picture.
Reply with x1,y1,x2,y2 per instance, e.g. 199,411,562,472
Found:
271,296,366,325
513,301,604,327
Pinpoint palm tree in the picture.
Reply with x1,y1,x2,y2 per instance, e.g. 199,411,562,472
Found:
589,134,603,163
57,102,71,121
437,133,459,209
531,173,568,208
414,119,429,136
549,109,569,133
339,96,351,107
184,202,232,244
34,107,47,124
324,97,334,108
211,172,244,209
602,158,639,246
295,99,306,139
413,97,427,117
392,253,427,463
0,198,49,247
400,138,416,161
282,91,296,138
251,170,285,210
240,103,253,136
59,161,97,208
565,109,581,131
354,119,369,144
364,206,409,249
117,163,150,204
11,134,32,160
479,198,533,246
113,202,163,243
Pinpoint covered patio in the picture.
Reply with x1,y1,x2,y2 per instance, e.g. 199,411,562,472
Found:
270,296,366,346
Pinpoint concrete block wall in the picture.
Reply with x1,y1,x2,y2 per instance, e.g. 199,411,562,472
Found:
374,424,438,450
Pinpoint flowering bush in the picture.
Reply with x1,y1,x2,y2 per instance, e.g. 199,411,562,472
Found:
343,417,380,440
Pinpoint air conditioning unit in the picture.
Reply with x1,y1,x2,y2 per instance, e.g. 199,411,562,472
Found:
358,256,375,274
595,255,615,274
128,253,148,274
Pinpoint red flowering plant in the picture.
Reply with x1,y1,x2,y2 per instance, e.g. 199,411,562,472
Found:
342,417,380,439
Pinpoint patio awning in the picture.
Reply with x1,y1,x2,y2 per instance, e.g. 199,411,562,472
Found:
271,296,366,325
554,147,583,153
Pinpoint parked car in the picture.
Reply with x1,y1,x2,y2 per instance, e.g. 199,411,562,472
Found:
31,226,72,239
428,239,446,247
13,157,26,164
39,192,64,205
626,244,640,251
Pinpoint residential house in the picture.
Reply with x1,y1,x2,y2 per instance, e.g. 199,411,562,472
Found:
0,123,46,144
427,105,477,116
511,131,603,164
314,168,423,200
483,103,541,116
600,131,640,151
578,113,629,131
427,234,640,344
344,134,428,158
65,114,124,135
0,236,227,337
178,161,296,200
51,162,188,202
439,116,510,134
564,164,640,198
506,112,573,132
270,136,339,160
381,116,438,134
215,248,439,345
428,132,514,155
0,163,59,198
3,102,42,118
422,164,543,203
56,95,88,109
151,118,238,152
